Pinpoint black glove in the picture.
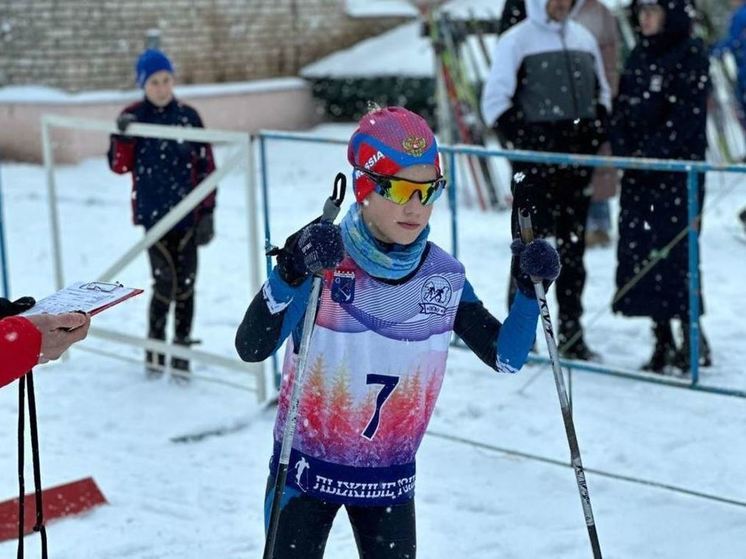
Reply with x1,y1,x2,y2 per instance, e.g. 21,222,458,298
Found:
511,239,561,299
195,213,215,246
116,112,137,134
592,103,609,146
0,296,36,319
274,221,345,286
495,107,522,149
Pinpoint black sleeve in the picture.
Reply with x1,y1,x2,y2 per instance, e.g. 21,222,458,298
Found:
494,106,521,148
454,299,502,372
234,289,286,363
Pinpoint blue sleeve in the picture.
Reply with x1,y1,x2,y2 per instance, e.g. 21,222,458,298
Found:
460,277,479,304
495,291,539,373
273,271,313,354
712,9,746,56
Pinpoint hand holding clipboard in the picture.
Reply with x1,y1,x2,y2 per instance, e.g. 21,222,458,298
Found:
22,281,143,318
19,281,143,363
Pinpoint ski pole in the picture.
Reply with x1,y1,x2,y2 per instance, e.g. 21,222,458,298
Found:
263,174,346,559
518,208,603,559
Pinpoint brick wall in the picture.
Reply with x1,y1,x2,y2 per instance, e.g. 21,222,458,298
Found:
0,0,413,91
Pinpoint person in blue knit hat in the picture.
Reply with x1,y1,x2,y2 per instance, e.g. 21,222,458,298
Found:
107,49,217,382
135,48,174,89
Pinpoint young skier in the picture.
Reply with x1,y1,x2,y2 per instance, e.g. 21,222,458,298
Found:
235,106,560,558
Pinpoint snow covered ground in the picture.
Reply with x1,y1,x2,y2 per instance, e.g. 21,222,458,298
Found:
1,122,745,558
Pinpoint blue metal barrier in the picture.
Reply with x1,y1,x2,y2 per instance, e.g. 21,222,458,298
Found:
258,130,746,399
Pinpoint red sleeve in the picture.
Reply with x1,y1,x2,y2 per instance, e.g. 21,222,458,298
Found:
108,135,136,174
107,104,140,174
0,317,41,388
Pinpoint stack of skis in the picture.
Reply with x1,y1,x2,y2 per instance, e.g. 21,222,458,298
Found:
426,10,511,212
707,52,746,164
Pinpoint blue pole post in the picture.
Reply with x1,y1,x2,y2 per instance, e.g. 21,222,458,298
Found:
687,169,701,385
0,161,9,298
447,150,458,260
258,134,281,389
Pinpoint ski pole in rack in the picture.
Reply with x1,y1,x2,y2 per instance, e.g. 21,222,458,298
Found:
518,208,603,559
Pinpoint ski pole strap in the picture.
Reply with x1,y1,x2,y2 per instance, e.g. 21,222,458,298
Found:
321,173,347,223
17,376,25,559
16,371,48,559
26,373,48,558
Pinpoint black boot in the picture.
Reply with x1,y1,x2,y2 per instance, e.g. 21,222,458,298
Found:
641,321,677,373
147,304,168,379
558,321,601,362
170,337,194,384
673,321,712,372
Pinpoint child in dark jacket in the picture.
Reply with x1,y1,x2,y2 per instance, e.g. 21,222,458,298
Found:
235,106,560,558
108,49,216,378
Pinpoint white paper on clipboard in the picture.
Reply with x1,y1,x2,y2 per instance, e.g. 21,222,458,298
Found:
21,281,143,317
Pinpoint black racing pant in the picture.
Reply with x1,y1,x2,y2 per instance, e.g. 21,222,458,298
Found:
264,478,416,559
509,161,592,342
147,228,197,345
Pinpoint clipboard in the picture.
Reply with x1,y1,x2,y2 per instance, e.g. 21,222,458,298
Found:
21,281,143,317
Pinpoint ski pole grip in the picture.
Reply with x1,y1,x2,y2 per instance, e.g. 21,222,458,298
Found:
517,209,541,284
321,173,347,223
518,208,535,244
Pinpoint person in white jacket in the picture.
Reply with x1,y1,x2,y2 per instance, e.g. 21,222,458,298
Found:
481,0,611,361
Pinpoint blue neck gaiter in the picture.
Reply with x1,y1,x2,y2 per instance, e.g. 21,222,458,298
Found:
340,203,429,280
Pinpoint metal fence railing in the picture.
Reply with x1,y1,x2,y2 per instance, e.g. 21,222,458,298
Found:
258,130,746,399
1,128,741,398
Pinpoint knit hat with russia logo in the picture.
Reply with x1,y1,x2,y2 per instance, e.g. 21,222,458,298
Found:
347,106,440,203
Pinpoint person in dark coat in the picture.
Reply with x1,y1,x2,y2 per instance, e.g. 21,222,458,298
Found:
610,0,711,372
108,49,217,379
481,0,611,361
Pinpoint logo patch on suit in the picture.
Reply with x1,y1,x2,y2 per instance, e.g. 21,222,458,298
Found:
420,276,452,316
331,270,355,304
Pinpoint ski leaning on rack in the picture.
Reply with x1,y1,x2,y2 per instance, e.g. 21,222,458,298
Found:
430,11,510,211
431,12,488,210
708,53,746,163
462,9,512,210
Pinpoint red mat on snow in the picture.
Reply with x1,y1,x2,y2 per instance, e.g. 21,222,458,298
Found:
0,477,107,541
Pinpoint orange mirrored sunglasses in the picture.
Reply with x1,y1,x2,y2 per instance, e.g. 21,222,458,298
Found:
354,167,447,206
